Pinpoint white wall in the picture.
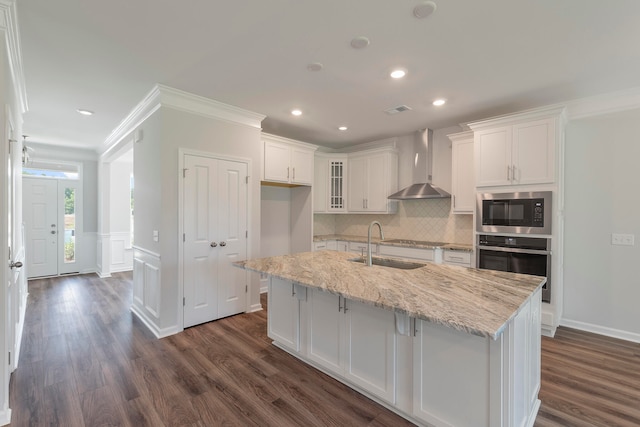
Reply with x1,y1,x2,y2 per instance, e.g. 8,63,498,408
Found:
562,108,640,342
260,185,291,257
132,106,263,335
109,157,133,272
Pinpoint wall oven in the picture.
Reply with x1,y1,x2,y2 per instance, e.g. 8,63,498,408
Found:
477,191,551,235
477,234,551,303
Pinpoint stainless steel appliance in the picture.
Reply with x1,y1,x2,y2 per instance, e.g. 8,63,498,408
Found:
477,234,551,303
477,191,551,235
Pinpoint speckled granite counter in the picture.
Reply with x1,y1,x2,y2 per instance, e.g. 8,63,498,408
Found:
236,250,544,340
313,234,473,252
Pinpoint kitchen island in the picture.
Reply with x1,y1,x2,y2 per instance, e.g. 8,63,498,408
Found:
237,250,544,427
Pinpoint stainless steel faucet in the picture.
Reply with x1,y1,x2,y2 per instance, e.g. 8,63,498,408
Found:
367,221,384,266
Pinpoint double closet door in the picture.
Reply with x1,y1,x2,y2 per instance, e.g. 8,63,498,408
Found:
24,177,81,278
182,154,248,328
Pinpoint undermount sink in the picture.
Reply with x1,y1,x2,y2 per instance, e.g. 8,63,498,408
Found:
348,256,426,270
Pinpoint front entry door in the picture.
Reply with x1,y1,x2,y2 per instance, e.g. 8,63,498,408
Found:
183,154,248,328
23,178,58,277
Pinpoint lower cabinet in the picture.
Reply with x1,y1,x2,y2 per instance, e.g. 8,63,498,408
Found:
268,278,541,427
307,288,397,405
267,277,306,352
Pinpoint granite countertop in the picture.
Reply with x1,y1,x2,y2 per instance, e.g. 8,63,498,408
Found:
236,250,545,340
313,234,474,252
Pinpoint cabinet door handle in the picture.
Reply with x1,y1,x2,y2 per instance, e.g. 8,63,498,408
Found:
291,284,296,297
343,299,348,313
293,167,295,180
413,319,419,336
287,167,290,179
338,296,343,312
507,165,511,181
453,195,456,208
512,164,517,182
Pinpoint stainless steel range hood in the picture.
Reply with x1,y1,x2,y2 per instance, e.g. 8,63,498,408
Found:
388,129,451,200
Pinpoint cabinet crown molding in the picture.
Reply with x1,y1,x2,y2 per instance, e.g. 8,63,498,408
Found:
467,106,566,130
262,132,318,150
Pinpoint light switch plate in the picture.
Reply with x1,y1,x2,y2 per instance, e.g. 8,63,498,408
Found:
611,233,635,246
153,230,159,242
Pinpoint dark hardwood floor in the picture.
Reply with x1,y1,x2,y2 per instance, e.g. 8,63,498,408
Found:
8,273,640,426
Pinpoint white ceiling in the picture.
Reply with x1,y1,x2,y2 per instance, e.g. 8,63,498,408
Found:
17,0,640,151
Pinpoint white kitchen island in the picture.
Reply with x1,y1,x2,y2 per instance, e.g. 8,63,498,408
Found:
237,250,544,427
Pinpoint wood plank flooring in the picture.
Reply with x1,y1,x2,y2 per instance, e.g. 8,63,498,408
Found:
8,272,640,426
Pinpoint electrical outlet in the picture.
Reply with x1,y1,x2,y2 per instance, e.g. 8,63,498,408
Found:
611,233,635,246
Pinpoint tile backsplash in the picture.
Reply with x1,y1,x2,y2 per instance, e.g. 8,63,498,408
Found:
314,198,473,244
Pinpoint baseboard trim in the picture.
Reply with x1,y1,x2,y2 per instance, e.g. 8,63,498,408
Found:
130,305,181,339
560,318,640,343
247,303,263,313
0,408,11,426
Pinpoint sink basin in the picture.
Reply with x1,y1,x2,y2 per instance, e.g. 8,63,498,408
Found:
348,256,426,270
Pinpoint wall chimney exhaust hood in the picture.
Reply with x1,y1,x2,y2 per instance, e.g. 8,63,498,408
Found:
388,129,451,200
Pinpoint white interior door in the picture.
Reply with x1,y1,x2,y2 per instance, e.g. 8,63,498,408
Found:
183,154,248,327
23,178,58,278
216,159,248,318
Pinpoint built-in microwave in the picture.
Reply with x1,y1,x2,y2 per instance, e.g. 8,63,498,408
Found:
477,191,552,235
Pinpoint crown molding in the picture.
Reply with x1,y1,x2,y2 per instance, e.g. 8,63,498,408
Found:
262,132,318,150
102,84,265,155
0,0,28,113
564,86,640,120
467,105,567,130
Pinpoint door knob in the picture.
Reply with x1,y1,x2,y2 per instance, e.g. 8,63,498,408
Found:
219,241,227,247
9,261,22,269
51,230,56,235
210,242,218,247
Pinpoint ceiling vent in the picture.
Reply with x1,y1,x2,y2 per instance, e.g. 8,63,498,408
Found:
385,105,412,115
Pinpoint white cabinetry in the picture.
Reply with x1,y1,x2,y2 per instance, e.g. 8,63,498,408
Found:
348,241,374,256
307,289,396,404
470,110,561,188
412,288,542,427
314,154,347,213
267,277,306,353
448,131,475,214
313,240,337,251
263,134,316,185
443,249,472,267
347,149,398,213
378,245,435,263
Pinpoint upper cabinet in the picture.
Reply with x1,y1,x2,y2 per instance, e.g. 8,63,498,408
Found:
448,131,474,214
469,108,564,188
263,134,317,185
347,148,398,214
314,153,348,213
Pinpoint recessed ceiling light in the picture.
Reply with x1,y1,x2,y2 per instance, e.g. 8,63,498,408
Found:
390,69,406,79
291,109,302,116
76,109,94,116
413,1,437,19
338,126,348,131
432,99,446,106
350,36,370,49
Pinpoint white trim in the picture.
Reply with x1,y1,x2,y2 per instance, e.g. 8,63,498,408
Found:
102,84,265,155
131,244,161,259
130,305,182,339
564,86,640,120
247,303,263,313
0,408,11,426
560,318,640,344
159,84,265,129
262,132,318,150
0,0,27,113
467,105,567,130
